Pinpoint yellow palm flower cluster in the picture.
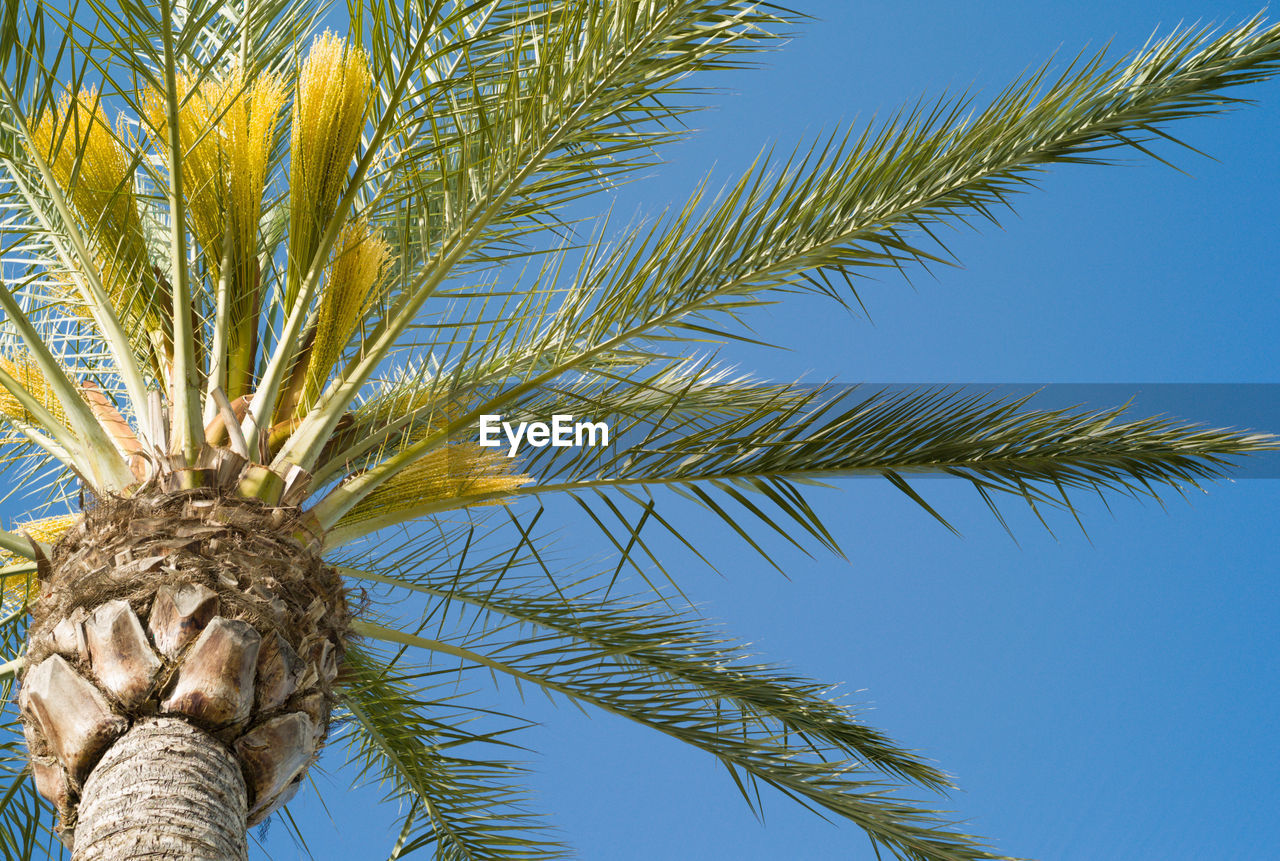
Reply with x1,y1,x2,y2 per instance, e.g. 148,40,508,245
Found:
143,67,286,274
30,91,157,330
299,219,390,414
0,513,77,607
288,31,372,309
0,352,67,425
9,512,75,546
342,444,531,528
143,66,287,398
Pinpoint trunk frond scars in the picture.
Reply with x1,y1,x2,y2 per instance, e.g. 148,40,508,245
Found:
18,489,350,843
161,617,261,727
20,654,128,783
84,600,164,709
148,582,219,659
235,712,316,820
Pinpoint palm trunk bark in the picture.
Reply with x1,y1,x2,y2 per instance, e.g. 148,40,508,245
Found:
73,717,248,861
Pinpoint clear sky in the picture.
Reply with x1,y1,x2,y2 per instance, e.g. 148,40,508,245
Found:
61,1,1280,859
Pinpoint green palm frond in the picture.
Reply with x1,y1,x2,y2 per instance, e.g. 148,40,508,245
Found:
330,517,1008,860
305,18,1280,522
525,383,1275,507
322,382,1277,546
340,647,564,860
352,615,1016,861
341,556,954,793
356,0,789,264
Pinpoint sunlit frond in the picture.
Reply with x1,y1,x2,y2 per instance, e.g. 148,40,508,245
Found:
336,441,530,538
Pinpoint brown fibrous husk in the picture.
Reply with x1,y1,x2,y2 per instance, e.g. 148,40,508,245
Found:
28,488,347,680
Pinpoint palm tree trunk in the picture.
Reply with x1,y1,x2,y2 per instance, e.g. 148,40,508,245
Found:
18,491,348,848
72,717,248,860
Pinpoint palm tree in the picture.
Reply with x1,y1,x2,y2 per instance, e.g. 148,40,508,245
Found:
0,0,1275,857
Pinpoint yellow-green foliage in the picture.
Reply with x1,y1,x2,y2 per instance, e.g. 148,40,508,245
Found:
0,353,67,425
341,443,531,528
300,219,390,415
288,32,372,310
30,91,156,330
143,66,287,398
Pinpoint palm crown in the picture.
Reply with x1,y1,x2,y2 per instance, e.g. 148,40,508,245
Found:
0,1,1276,859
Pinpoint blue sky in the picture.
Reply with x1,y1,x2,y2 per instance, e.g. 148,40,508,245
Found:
172,1,1280,858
